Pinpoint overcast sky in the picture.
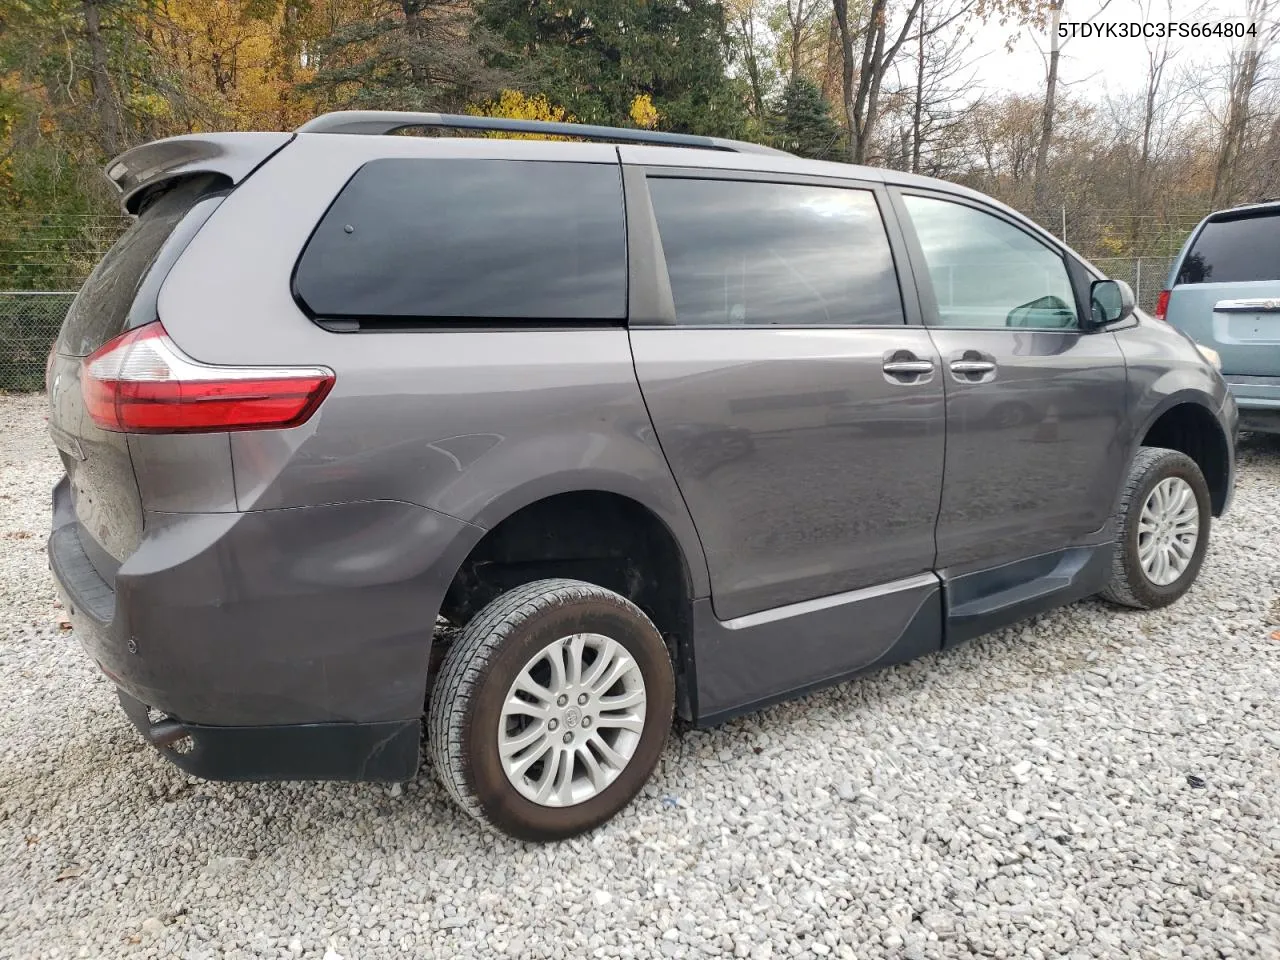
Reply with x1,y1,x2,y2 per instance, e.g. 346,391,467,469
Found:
964,0,1254,99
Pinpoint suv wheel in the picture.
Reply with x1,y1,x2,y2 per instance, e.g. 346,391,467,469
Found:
1102,447,1211,610
427,578,675,841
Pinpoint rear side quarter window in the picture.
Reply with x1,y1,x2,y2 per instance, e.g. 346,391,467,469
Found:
1177,211,1280,285
294,158,627,322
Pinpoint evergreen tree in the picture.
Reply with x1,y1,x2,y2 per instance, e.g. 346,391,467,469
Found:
475,0,749,137
769,75,842,159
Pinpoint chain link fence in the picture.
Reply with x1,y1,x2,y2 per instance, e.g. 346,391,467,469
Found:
1090,256,1177,313
0,292,77,392
1,212,128,391
0,255,1181,392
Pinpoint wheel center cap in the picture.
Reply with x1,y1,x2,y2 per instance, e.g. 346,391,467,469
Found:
564,706,581,728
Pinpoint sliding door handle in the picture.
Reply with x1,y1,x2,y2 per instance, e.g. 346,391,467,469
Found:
883,360,935,375
949,359,996,374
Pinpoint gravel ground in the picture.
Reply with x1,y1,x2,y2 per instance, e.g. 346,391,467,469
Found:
2,390,1279,960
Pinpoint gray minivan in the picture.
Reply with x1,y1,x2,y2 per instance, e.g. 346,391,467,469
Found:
47,112,1236,840
1159,200,1280,433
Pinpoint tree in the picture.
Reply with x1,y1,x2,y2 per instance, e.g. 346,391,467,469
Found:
1030,0,1112,214
725,0,776,119
476,0,750,136
892,0,982,175
769,75,843,157
305,0,504,113
1210,0,1279,206
832,0,923,163
772,0,832,84
829,0,1008,164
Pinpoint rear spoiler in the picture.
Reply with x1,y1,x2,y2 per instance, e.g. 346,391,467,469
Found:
104,132,294,214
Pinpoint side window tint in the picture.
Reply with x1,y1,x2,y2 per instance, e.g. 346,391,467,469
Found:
295,159,626,321
647,178,904,327
1178,212,1280,284
903,195,1078,329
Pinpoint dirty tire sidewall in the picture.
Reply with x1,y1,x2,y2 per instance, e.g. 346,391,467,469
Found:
1104,447,1212,610
429,579,674,842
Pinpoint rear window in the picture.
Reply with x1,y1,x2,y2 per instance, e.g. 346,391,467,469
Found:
1177,210,1280,285
58,174,226,356
294,159,627,322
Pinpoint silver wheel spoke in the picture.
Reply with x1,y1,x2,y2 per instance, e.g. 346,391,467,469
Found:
552,749,576,805
595,712,645,734
510,739,554,779
588,733,629,769
502,694,550,721
590,652,636,695
580,640,619,688
578,744,609,792
565,634,586,686
500,721,547,757
499,631,648,808
598,688,646,710
511,674,552,705
531,748,560,803
1138,535,1156,566
545,643,568,695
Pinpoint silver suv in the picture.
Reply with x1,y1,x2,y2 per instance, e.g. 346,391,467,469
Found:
1158,200,1280,434
47,112,1237,841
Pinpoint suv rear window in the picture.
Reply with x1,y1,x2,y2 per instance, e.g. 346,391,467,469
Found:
294,159,626,322
1177,210,1280,285
59,174,226,356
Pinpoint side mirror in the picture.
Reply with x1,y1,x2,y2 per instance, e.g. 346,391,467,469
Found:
1090,278,1135,327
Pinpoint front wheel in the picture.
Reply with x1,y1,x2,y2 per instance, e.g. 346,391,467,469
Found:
1102,447,1211,610
427,579,674,841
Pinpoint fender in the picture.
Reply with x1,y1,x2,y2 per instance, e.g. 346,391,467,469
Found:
450,461,711,601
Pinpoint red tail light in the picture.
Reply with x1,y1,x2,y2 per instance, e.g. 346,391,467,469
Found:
81,322,334,433
1154,289,1170,321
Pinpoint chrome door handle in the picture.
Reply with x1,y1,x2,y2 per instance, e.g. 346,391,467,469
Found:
882,360,935,375
949,360,996,374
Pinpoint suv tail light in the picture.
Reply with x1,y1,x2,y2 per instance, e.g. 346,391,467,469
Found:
1154,289,1170,321
82,322,334,433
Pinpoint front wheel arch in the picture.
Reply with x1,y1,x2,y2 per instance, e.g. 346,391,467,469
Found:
1134,397,1231,516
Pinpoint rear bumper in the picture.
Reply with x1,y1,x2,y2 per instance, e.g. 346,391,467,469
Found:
1224,375,1280,433
116,690,419,781
49,476,483,736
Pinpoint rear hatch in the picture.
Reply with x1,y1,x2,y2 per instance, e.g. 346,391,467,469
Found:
1164,206,1280,377
47,174,233,576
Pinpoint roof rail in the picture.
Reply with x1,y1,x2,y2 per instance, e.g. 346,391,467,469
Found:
295,111,792,157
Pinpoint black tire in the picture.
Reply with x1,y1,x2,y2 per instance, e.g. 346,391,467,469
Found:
1101,446,1211,610
427,578,675,841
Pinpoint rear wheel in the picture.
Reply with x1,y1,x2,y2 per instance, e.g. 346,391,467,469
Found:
1102,447,1211,610
427,579,674,841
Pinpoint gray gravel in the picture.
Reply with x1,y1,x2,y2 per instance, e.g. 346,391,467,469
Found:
2,389,1279,960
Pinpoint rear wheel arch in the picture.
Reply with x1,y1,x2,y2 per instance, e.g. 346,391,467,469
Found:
1136,398,1231,516
435,489,699,719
